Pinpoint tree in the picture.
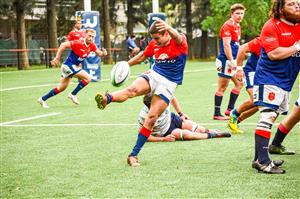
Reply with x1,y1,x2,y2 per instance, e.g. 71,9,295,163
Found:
186,0,194,59
102,0,113,64
47,0,58,66
15,0,31,70
201,0,272,39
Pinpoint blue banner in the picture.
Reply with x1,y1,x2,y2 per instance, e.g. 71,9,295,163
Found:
76,11,101,82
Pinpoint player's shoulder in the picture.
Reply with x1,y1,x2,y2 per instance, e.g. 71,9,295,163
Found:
223,19,235,28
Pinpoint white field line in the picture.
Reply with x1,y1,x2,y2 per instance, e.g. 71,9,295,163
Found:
0,68,215,92
2,122,297,127
0,112,61,126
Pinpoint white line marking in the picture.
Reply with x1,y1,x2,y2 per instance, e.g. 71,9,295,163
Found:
2,122,296,127
0,112,61,126
0,68,215,92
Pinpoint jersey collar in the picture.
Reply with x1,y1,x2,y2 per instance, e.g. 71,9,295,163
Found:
280,18,298,26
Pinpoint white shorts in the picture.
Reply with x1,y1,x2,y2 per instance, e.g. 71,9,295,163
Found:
140,69,177,104
216,58,237,78
244,71,255,89
61,64,82,78
253,85,290,114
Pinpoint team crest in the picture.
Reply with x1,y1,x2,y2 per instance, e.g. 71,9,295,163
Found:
268,92,275,101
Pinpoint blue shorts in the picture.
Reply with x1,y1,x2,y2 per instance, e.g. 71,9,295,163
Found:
164,113,183,136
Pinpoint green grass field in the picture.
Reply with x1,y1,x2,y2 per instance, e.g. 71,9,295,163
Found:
1,61,299,198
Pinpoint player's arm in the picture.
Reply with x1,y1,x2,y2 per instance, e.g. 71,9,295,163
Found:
235,43,249,80
155,19,183,44
267,41,300,60
127,51,147,66
51,41,71,66
147,134,175,142
95,48,108,57
170,96,190,120
223,36,234,62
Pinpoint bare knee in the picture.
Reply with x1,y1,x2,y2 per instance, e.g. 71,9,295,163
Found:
125,86,139,98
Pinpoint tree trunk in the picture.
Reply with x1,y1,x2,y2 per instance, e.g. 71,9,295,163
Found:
15,0,29,70
102,0,113,64
126,0,134,36
200,30,209,59
185,0,193,59
47,0,58,67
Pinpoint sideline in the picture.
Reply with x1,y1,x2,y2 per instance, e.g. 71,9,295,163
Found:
1,122,294,127
0,112,61,126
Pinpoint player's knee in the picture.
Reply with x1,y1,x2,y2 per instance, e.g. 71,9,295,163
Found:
125,86,139,98
257,109,278,131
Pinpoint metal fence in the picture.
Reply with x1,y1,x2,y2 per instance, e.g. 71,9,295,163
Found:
0,37,218,68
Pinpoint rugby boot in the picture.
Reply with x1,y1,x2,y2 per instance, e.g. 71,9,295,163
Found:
95,93,107,110
252,161,285,174
127,156,140,167
225,108,232,116
68,93,80,105
37,97,49,108
228,111,244,134
213,115,229,120
252,160,284,171
269,144,295,155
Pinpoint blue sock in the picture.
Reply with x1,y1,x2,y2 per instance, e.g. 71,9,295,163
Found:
272,123,289,147
255,133,271,164
42,88,60,101
129,127,151,157
106,94,113,104
227,89,240,110
214,93,223,115
207,133,213,139
71,80,88,95
232,109,240,117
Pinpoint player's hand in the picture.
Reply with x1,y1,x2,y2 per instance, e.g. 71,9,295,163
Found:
227,59,236,68
163,134,176,142
294,41,300,51
154,19,171,32
50,57,59,66
101,48,108,56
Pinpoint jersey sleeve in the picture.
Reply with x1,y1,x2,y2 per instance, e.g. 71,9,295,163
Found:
248,37,262,56
143,41,155,57
260,20,280,53
220,22,232,38
178,33,188,54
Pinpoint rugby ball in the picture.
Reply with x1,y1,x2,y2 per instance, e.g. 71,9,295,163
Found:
110,61,130,87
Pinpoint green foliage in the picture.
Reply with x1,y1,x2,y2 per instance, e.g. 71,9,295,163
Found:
1,62,299,198
201,0,272,38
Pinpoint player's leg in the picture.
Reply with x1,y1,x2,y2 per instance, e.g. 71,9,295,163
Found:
252,85,286,174
128,95,168,166
171,129,208,140
38,77,71,108
68,70,91,104
95,77,150,110
269,104,299,155
180,119,231,138
214,76,230,120
225,74,243,116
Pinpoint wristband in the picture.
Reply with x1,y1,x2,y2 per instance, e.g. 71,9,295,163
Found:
294,42,300,51
178,112,183,117
236,66,243,71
